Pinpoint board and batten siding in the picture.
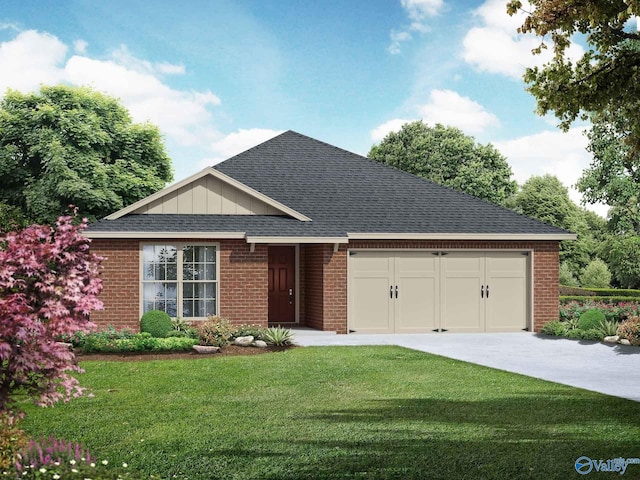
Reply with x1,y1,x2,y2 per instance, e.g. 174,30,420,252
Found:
132,175,282,215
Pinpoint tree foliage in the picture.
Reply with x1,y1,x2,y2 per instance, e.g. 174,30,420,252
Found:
600,234,640,289
0,212,103,418
368,121,517,205
579,258,612,288
578,111,640,234
507,1,640,155
0,85,173,224
510,174,606,275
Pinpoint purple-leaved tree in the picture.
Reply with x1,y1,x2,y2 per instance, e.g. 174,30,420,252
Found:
0,211,103,417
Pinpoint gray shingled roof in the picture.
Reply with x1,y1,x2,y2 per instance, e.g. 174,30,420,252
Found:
88,130,571,237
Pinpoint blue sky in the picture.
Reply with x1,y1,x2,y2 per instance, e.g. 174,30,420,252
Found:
0,0,605,214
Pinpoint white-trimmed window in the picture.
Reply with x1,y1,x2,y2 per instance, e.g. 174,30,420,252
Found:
141,243,218,319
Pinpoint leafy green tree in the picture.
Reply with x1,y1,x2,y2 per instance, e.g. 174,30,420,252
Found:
510,174,606,276
579,258,612,289
559,261,578,287
368,121,517,205
0,86,173,224
578,111,640,234
0,202,27,233
600,234,640,289
507,1,640,156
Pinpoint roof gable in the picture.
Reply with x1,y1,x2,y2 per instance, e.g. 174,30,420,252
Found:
105,167,311,221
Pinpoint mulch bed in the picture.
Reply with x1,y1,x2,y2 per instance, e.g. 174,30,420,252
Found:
75,345,295,362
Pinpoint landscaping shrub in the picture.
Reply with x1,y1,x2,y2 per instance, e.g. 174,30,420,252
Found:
618,317,640,346
168,317,198,339
559,286,596,296
140,310,173,338
596,319,620,337
561,295,640,304
540,320,569,337
578,309,606,330
195,316,234,347
579,258,612,288
580,328,605,342
0,414,28,472
232,324,268,341
79,330,196,353
560,301,640,323
10,435,134,479
263,326,294,346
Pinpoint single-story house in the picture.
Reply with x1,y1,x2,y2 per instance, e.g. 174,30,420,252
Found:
86,130,575,334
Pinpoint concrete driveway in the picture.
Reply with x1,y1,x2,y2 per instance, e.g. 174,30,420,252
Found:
292,329,640,402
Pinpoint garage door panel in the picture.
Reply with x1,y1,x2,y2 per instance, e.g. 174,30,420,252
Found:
486,254,527,331
441,277,483,331
351,277,393,332
396,276,438,332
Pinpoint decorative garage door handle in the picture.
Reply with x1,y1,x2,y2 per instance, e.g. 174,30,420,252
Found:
481,285,484,298
395,285,398,299
486,285,489,298
289,288,293,305
390,285,393,298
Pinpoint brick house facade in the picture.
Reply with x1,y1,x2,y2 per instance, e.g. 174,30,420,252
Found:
86,131,572,335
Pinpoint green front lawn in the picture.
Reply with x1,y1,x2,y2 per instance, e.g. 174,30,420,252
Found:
21,346,640,479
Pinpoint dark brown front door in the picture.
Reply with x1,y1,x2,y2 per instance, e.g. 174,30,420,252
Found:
268,246,295,323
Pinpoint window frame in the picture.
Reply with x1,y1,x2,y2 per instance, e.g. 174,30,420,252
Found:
140,241,220,320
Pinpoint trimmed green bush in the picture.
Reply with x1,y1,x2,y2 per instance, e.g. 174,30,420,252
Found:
140,310,173,338
578,309,606,331
561,295,640,304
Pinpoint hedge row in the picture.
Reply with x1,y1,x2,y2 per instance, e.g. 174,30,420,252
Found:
560,296,640,304
559,286,640,297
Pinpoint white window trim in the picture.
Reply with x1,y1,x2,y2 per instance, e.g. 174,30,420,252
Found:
140,242,220,321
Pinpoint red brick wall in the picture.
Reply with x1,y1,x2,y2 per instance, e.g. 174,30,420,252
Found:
90,238,269,331
219,240,268,327
301,244,348,333
90,239,140,330
303,245,324,330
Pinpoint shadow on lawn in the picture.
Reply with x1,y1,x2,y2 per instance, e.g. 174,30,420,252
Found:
204,394,640,480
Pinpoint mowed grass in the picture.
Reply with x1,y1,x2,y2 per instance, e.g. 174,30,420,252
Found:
20,346,640,479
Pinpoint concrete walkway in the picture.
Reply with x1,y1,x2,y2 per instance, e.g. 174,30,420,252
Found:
292,329,640,402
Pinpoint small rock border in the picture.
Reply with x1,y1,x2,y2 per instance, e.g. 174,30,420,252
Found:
603,335,632,346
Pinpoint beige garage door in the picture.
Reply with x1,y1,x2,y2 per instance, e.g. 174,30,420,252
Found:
349,251,528,333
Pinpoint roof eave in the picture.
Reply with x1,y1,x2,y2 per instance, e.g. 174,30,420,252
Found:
347,232,577,241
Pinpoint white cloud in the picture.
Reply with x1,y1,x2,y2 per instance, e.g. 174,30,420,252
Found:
462,0,584,79
494,128,608,216
0,30,67,94
199,128,284,168
73,39,88,54
155,62,186,75
370,89,499,141
370,118,413,142
418,89,499,134
388,0,443,54
0,30,222,149
401,0,443,20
